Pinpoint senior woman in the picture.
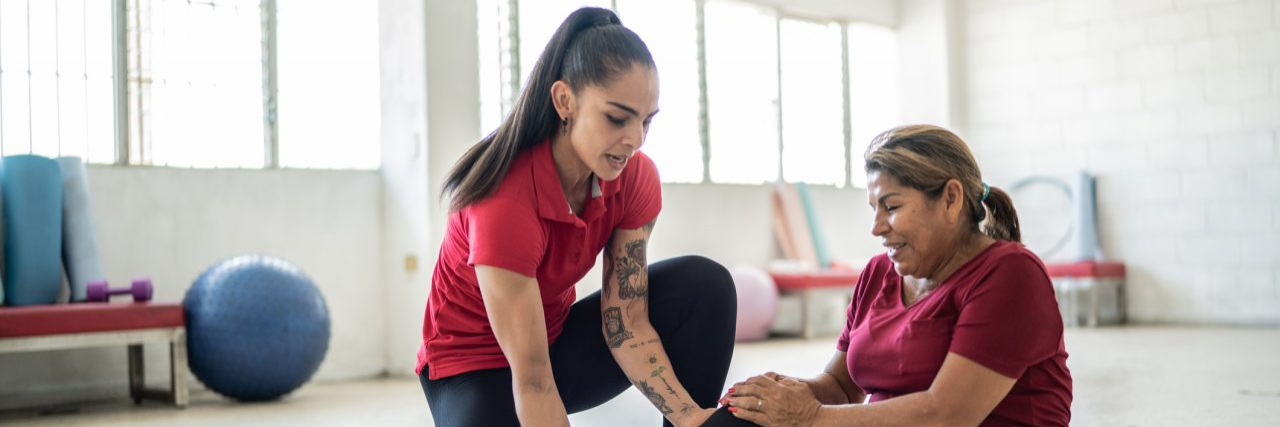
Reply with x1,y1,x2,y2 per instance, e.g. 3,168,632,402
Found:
712,125,1071,427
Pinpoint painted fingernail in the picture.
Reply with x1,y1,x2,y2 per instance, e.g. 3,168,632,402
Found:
728,387,735,393
728,407,739,413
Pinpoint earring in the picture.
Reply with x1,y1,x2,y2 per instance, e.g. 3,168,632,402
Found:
561,117,570,135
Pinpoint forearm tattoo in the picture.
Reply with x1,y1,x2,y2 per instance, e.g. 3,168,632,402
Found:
603,307,633,349
634,379,674,416
642,353,692,416
602,246,615,298
614,239,648,300
629,337,659,350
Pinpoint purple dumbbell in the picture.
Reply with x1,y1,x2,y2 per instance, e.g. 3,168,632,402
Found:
86,278,154,303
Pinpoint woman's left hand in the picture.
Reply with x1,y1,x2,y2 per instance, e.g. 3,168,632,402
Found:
720,372,822,427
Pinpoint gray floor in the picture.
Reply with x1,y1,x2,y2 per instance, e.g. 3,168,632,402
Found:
2,326,1278,426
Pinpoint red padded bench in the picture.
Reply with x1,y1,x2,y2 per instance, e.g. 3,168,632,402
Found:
0,303,189,407
769,269,861,338
1045,260,1127,327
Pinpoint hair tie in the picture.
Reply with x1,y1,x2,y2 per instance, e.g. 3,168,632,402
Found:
981,182,991,202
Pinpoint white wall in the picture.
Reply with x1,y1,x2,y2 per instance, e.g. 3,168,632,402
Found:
0,166,384,408
956,0,1280,324
380,0,435,378
898,0,964,128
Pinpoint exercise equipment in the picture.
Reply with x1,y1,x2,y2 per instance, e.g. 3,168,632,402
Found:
87,278,154,303
184,254,330,401
731,265,778,342
58,156,107,302
1,155,63,306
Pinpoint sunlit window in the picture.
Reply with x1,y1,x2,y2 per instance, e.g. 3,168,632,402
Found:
704,0,778,185
477,0,507,136
616,0,703,183
847,23,900,188
516,0,612,90
277,0,381,169
0,0,115,162
131,0,265,168
478,0,901,186
780,18,845,187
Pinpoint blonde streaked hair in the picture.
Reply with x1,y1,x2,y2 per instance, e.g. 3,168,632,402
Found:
864,124,1021,243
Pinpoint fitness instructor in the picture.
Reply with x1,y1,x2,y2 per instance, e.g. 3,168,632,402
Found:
417,7,736,427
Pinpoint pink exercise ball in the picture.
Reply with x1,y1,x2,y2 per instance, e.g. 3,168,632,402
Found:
730,265,778,342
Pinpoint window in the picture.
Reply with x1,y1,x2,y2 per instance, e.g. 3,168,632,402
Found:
779,18,844,186
515,0,612,92
128,0,380,169
476,0,510,136
130,0,266,168
847,22,899,188
704,0,778,184
616,0,702,183
276,0,381,169
0,0,116,162
478,0,900,187
0,0,380,169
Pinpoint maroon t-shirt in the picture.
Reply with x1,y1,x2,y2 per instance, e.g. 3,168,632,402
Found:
838,241,1072,426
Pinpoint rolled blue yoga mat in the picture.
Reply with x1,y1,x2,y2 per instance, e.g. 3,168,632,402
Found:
0,177,5,305
1,155,63,306
59,157,105,302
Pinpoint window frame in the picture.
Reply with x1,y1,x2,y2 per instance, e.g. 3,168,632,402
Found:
487,0,883,187
108,0,371,169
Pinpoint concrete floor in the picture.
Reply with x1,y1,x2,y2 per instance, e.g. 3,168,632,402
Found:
2,326,1278,426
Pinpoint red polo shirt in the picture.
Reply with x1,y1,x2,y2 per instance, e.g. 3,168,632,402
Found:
837,241,1072,426
417,141,661,380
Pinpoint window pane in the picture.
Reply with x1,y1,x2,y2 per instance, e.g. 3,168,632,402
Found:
516,0,611,91
0,0,114,161
138,0,264,168
780,19,844,186
28,0,60,157
705,0,777,184
277,0,380,169
1,0,33,155
617,0,702,183
56,0,88,159
85,0,117,164
847,23,900,188
477,0,506,136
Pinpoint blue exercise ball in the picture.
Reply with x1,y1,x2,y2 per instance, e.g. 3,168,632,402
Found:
184,254,330,401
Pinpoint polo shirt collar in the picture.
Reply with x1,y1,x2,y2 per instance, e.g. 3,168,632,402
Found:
531,140,621,224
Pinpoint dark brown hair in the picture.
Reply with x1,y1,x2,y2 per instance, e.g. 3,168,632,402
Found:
864,125,1021,243
443,7,655,210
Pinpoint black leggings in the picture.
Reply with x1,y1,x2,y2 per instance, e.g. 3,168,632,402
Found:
420,255,754,427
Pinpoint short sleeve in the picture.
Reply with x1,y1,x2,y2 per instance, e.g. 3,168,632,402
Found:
836,298,857,352
948,253,1062,379
616,152,663,229
465,196,547,277
836,256,885,352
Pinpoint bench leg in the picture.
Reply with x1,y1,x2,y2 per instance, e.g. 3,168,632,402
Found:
172,330,189,407
801,290,814,339
128,344,145,405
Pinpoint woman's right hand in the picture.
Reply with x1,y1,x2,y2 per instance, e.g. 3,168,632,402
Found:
721,374,822,427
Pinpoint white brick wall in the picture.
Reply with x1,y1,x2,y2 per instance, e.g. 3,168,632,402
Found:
960,0,1280,324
